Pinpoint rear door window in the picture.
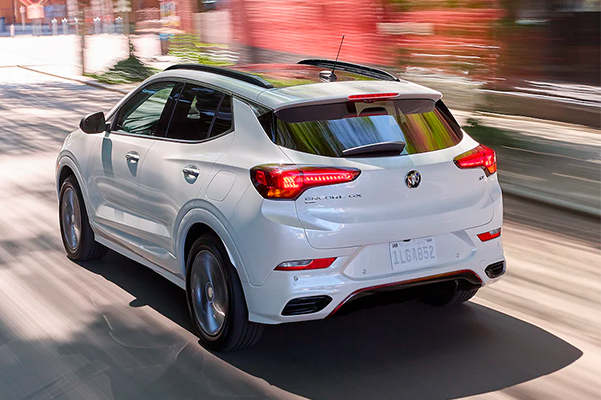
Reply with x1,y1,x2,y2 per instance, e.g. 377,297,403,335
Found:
166,84,233,141
273,99,462,157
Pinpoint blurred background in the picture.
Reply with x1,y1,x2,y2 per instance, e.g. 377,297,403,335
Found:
1,0,600,89
1,0,599,97
4,0,597,212
0,1,600,399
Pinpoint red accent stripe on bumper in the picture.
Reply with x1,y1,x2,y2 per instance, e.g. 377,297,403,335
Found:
327,269,482,317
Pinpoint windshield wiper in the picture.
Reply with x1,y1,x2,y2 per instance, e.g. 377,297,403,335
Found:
342,141,406,158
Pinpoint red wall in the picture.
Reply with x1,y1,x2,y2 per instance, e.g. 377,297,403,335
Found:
229,0,504,74
230,0,386,63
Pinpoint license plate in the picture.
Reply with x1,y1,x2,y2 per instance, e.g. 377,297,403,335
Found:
390,237,437,271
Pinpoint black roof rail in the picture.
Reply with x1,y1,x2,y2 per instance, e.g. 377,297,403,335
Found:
298,59,400,82
164,64,274,89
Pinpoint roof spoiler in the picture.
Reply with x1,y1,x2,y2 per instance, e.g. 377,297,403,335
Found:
298,59,400,82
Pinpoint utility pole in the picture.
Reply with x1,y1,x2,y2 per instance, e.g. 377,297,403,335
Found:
79,0,86,74
11,0,16,25
114,0,132,54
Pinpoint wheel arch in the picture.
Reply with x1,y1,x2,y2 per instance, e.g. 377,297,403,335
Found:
58,164,75,189
56,154,84,196
183,223,216,270
177,207,251,288
56,154,96,231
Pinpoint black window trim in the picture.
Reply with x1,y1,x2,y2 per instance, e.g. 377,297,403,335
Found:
206,92,226,137
107,77,238,145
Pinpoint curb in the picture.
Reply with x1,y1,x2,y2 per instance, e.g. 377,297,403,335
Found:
17,65,131,95
501,183,600,219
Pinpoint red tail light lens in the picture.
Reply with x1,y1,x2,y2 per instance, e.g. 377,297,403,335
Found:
275,258,336,271
250,164,361,200
454,145,497,176
477,228,501,242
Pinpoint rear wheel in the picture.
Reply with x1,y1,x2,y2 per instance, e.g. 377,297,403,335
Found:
186,234,263,351
59,175,107,261
421,287,479,307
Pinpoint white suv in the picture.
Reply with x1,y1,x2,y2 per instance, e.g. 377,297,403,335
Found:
56,60,505,351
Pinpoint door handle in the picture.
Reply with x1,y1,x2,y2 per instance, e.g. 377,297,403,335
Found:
182,165,200,179
125,151,140,163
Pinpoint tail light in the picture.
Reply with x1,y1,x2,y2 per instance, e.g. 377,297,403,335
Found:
477,228,501,242
250,164,360,200
454,145,497,176
275,258,336,271
348,93,399,102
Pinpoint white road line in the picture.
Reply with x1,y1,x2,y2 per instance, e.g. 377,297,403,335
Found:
502,145,597,162
552,172,600,184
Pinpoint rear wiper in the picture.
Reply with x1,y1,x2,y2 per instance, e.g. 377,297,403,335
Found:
342,141,406,158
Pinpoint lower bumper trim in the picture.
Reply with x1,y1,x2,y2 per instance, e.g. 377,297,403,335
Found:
485,261,506,279
282,295,333,316
327,269,483,317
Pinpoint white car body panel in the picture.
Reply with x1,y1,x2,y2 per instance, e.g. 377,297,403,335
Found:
282,133,496,249
56,66,505,326
86,134,155,252
136,132,233,277
259,80,442,110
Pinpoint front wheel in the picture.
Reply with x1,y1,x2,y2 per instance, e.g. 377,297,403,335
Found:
186,234,263,351
59,175,107,261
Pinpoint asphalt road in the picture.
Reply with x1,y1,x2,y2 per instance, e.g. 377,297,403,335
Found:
0,67,599,400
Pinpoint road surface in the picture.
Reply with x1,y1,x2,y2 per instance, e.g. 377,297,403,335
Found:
0,66,599,400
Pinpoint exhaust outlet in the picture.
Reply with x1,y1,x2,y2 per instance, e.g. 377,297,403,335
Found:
485,261,506,279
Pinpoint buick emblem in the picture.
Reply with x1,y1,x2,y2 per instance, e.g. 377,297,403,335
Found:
405,170,421,189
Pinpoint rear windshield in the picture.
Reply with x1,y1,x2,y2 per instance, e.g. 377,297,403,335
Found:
270,99,462,157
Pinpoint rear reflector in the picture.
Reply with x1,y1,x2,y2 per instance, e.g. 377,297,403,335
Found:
477,228,501,242
454,145,497,176
251,164,360,200
275,258,336,271
348,93,399,102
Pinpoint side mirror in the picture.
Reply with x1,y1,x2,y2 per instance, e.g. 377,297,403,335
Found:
80,111,107,134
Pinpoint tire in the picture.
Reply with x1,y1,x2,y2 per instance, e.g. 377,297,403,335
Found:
421,288,479,307
59,175,107,261
186,234,264,352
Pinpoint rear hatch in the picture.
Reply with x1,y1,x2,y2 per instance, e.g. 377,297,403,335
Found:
271,97,495,249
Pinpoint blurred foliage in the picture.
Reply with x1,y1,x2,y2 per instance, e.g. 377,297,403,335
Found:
88,43,157,84
255,70,376,88
168,34,231,66
260,77,316,87
463,117,518,150
384,0,493,11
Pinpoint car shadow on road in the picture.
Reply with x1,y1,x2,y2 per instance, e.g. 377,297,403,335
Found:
80,250,582,400
77,250,193,333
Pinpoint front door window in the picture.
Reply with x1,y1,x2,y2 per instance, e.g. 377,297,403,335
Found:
115,82,179,137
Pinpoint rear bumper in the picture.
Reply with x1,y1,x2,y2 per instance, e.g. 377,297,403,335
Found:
244,233,505,324
236,178,505,325
326,269,485,317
